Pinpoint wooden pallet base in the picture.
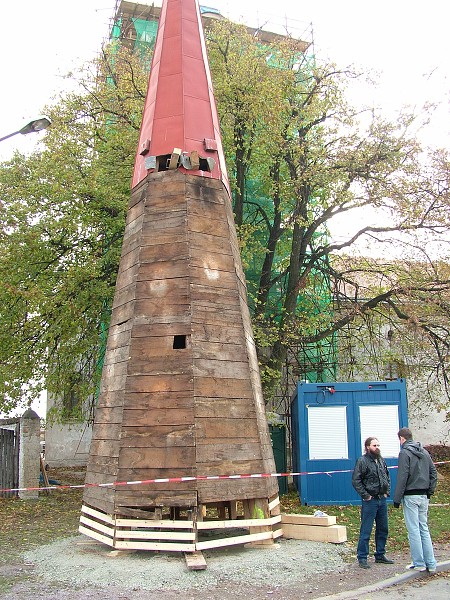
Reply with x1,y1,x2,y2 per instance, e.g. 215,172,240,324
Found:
80,498,282,552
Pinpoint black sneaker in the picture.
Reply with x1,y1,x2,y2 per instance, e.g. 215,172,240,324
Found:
359,560,371,569
375,555,394,564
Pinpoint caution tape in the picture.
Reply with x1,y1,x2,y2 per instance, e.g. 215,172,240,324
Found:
1,460,449,495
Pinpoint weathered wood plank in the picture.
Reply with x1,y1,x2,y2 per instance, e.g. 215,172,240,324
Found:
116,245,141,274
195,443,263,463
115,490,197,507
135,278,190,300
84,454,119,473
142,211,187,230
130,322,192,339
185,178,224,201
88,438,121,458
190,284,239,305
122,391,194,410
118,446,196,470
193,377,253,398
195,397,256,419
281,514,337,526
191,305,244,327
103,346,130,366
189,231,232,255
191,322,245,345
140,241,189,263
184,551,207,570
122,408,195,427
114,265,138,292
129,335,190,358
120,424,195,448
99,374,128,395
189,266,238,288
92,407,124,425
187,198,226,221
137,259,190,281
282,523,347,543
141,230,187,246
187,215,230,237
126,374,194,394
126,356,192,376
95,390,125,409
91,422,122,442
134,299,191,319
114,478,197,493
192,359,252,380
196,418,259,440
197,479,277,504
189,248,235,273
192,341,248,362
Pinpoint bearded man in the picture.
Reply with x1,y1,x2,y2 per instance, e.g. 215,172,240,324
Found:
352,437,394,568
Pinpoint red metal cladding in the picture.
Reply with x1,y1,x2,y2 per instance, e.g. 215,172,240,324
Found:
131,0,230,193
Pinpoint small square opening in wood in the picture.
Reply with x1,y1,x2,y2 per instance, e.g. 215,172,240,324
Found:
173,335,187,349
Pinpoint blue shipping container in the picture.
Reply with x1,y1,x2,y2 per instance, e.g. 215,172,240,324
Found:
291,380,408,505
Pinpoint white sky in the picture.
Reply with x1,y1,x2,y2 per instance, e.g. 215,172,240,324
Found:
0,0,449,417
0,0,448,160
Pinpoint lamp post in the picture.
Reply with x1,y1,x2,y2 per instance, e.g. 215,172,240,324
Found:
0,116,51,143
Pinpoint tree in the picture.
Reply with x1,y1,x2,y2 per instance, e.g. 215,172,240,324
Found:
206,20,450,410
1,22,449,418
0,45,149,415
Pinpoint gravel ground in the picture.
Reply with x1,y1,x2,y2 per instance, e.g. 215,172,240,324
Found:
23,535,347,592
1,536,447,600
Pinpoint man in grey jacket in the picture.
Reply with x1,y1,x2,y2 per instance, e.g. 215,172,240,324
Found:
393,427,438,572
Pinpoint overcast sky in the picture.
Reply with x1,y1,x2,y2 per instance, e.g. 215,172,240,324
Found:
0,0,448,159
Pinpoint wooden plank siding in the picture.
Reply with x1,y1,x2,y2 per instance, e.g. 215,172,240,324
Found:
82,171,277,517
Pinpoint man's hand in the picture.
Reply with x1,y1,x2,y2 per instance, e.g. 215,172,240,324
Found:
363,496,372,501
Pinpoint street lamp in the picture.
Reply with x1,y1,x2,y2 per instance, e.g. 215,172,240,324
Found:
0,116,51,143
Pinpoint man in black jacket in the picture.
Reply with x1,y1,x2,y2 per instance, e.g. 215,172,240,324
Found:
393,427,438,572
352,437,394,568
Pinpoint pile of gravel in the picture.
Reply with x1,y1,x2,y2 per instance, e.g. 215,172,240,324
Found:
24,535,349,592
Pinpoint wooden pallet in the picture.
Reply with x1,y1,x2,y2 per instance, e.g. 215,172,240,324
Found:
80,496,282,552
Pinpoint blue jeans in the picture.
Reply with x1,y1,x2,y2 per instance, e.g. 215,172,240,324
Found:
357,496,388,561
402,495,436,569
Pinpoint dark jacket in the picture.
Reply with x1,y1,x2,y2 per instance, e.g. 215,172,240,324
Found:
352,453,391,500
393,440,437,506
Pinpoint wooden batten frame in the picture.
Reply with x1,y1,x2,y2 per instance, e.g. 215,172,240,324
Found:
79,496,281,552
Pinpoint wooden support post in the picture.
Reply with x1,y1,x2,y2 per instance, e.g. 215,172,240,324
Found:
243,498,274,547
40,456,50,495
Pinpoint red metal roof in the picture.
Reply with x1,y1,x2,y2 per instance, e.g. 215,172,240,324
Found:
131,0,229,193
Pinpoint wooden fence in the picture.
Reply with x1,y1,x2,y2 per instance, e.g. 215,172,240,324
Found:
0,418,20,498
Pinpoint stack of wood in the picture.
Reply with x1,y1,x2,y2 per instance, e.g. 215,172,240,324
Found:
281,513,347,543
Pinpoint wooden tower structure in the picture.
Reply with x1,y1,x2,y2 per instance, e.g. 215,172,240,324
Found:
80,0,281,552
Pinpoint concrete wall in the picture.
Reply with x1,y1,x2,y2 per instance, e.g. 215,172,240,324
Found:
44,421,92,467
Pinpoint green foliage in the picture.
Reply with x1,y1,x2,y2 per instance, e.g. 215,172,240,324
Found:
1,22,450,415
0,44,149,415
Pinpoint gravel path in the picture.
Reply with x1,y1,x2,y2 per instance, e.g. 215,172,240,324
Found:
23,535,348,593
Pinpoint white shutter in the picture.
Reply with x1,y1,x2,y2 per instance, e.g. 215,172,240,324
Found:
307,405,348,459
359,405,400,458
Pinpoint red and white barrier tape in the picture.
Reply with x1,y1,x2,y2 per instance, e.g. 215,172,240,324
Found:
1,460,449,494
